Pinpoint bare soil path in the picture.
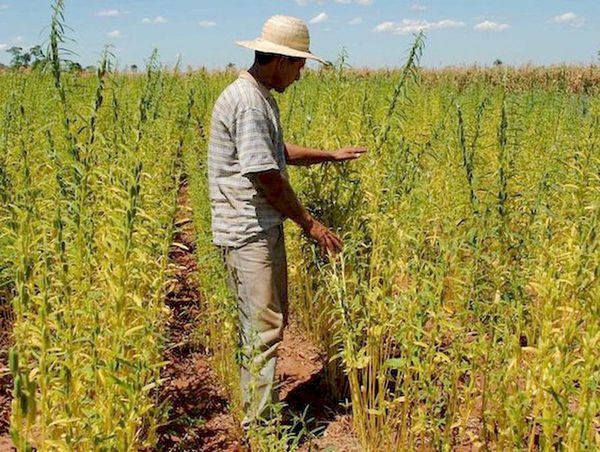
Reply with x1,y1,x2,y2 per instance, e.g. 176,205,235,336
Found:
0,302,14,451
155,181,243,451
279,325,360,452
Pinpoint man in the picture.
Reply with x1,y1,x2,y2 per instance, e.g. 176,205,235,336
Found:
207,15,366,425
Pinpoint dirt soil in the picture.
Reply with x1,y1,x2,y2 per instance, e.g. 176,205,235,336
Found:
278,323,360,452
156,181,359,451
0,304,14,451
154,181,243,451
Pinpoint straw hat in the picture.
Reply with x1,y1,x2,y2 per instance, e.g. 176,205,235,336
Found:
236,15,327,64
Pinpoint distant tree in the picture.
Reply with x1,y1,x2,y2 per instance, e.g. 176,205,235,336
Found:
65,60,82,73
29,45,48,70
5,45,51,70
493,58,503,67
131,64,138,73
7,46,31,68
225,62,236,71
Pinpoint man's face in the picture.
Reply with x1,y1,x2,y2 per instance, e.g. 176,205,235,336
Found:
273,57,306,93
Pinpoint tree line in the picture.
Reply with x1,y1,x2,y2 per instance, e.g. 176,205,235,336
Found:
2,45,94,72
1,45,144,73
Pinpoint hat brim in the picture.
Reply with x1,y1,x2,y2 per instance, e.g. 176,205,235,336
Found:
236,38,328,65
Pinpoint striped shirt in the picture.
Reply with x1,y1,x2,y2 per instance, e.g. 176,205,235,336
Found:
208,71,288,247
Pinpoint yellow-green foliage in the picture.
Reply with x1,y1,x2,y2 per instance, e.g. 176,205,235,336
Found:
2,60,599,451
183,71,242,403
282,65,600,450
0,63,195,449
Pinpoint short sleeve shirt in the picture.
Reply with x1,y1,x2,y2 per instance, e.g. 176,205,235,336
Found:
208,71,288,247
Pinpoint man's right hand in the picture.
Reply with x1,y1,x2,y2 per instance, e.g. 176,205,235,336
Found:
304,218,343,256
252,170,343,255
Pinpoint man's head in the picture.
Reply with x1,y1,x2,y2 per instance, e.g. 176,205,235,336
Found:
253,51,306,93
236,16,326,87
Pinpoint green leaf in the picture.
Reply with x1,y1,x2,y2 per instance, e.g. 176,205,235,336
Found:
385,358,405,369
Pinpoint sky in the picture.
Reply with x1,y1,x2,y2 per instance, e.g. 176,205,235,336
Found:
0,0,599,69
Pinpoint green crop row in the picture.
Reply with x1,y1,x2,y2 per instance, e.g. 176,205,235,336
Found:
0,48,199,448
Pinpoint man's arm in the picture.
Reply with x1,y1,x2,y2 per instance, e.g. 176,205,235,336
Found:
285,143,367,166
251,169,343,254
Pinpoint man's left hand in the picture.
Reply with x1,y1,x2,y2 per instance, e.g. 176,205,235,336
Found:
334,147,368,162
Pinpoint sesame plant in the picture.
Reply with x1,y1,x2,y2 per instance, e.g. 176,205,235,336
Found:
281,41,600,450
2,1,194,449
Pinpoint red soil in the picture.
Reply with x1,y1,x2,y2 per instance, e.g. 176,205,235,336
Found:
0,303,13,450
279,324,360,452
155,182,243,451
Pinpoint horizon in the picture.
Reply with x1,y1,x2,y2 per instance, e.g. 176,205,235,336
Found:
1,1,599,69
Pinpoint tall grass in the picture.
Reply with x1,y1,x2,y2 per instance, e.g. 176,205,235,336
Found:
182,53,600,449
0,3,195,448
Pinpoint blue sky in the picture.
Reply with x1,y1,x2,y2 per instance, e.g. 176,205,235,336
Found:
0,0,599,69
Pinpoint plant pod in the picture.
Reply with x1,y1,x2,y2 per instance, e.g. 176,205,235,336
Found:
14,374,22,399
27,379,38,424
16,376,29,417
8,348,18,375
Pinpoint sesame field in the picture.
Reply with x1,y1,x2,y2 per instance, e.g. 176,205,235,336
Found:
1,27,600,452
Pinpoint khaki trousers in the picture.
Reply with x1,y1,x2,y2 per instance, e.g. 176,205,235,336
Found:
221,225,288,424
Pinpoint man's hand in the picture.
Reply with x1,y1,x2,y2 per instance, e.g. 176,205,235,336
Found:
253,170,343,256
333,146,368,162
304,218,343,256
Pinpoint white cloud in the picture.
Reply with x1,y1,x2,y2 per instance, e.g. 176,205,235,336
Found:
348,17,363,25
199,20,216,28
374,18,464,34
142,16,167,24
475,20,510,32
309,12,328,24
95,9,121,17
374,21,395,32
107,30,123,38
0,44,7,50
12,36,23,44
552,12,584,27
411,4,427,12
0,4,9,10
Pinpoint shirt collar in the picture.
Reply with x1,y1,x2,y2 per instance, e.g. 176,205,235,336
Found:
238,71,274,101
